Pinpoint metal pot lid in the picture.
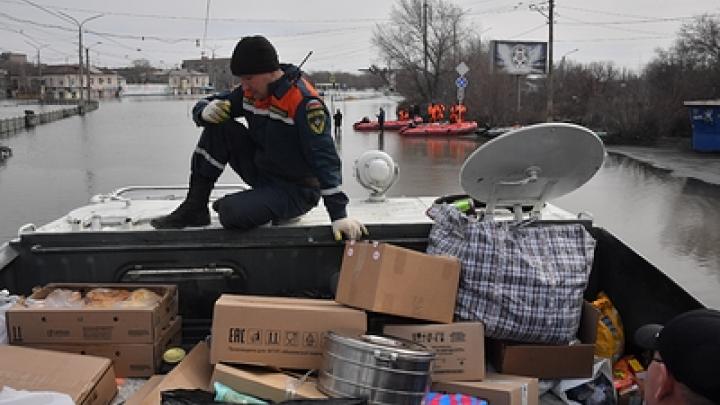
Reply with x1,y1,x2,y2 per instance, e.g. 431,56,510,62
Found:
460,123,605,209
328,332,434,359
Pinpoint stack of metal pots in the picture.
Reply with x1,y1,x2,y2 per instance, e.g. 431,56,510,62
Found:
318,332,435,405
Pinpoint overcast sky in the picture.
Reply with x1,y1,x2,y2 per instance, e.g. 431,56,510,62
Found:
2,0,719,73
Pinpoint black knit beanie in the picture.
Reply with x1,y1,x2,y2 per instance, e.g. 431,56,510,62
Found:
230,36,280,76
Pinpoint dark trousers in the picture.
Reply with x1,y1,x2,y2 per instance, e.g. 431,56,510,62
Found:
191,120,320,230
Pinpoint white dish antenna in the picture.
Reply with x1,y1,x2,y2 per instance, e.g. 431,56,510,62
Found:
460,123,605,220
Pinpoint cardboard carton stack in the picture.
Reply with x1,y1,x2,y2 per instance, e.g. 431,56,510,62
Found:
5,283,181,377
334,241,596,405
131,240,596,405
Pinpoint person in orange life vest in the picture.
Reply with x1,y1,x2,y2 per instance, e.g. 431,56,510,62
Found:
150,36,366,241
431,104,443,122
427,103,435,122
439,103,447,121
449,105,459,124
456,104,467,122
450,104,467,123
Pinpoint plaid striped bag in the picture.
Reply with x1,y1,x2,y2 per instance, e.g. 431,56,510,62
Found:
426,203,596,344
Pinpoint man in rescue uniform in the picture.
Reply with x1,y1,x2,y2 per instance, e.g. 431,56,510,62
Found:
151,36,366,240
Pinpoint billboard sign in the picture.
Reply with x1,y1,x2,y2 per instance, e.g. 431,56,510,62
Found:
491,41,547,75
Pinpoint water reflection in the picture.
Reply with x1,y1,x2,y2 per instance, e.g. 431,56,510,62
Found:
553,153,720,308
664,178,720,275
397,137,480,163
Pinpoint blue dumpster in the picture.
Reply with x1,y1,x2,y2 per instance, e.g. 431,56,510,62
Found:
684,100,720,152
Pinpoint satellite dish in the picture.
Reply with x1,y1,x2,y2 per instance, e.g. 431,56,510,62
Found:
460,123,605,219
354,150,399,202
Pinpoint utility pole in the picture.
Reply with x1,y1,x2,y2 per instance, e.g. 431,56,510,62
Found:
85,48,91,101
423,0,428,75
423,0,429,103
85,42,102,101
545,0,555,121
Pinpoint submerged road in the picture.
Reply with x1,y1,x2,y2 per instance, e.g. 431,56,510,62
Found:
608,145,720,186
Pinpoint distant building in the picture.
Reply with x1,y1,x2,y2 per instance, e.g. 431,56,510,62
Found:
0,69,8,99
167,69,210,95
41,65,124,100
0,53,28,65
182,57,235,92
0,53,30,98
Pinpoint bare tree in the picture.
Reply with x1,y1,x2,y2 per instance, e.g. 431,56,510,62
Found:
373,0,469,102
674,14,720,68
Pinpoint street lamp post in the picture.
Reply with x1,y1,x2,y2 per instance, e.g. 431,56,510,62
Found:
57,11,103,105
560,48,579,71
24,40,48,100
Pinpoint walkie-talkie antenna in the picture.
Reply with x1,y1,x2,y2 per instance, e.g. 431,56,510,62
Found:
289,51,313,85
297,51,313,70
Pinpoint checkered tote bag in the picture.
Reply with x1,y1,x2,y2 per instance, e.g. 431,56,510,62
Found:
426,203,596,344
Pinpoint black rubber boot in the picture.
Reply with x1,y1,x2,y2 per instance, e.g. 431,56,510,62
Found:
150,175,214,229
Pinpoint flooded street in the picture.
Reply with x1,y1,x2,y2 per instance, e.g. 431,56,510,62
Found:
1,96,719,308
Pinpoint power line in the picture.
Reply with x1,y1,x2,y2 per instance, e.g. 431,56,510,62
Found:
509,22,547,38
560,5,718,21
0,0,389,24
555,35,673,43
557,13,668,36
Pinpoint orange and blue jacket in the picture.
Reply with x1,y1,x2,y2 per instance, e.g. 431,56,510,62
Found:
192,64,348,221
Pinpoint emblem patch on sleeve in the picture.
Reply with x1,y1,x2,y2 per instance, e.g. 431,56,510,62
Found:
306,100,326,135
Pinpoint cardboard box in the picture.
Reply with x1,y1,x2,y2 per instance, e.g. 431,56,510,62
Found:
336,241,461,323
137,341,214,405
0,345,117,405
20,316,182,377
487,302,600,379
212,363,327,402
432,373,539,405
6,283,178,344
211,295,367,369
383,322,485,381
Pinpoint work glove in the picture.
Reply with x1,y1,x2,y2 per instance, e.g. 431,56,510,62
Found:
201,99,231,124
331,217,368,241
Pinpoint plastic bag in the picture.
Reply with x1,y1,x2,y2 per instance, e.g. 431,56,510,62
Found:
0,290,19,344
551,357,616,405
426,203,595,343
592,292,624,363
0,386,74,405
44,288,83,308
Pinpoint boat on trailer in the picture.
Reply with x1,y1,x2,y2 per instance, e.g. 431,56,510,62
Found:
0,123,704,402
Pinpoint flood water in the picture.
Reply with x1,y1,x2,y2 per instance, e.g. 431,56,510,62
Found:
1,96,719,308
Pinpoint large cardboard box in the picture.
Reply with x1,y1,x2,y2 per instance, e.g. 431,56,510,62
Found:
6,283,178,344
211,295,367,369
432,373,539,405
0,345,117,405
335,241,461,323
212,363,327,402
383,322,485,381
487,302,600,379
20,316,182,377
